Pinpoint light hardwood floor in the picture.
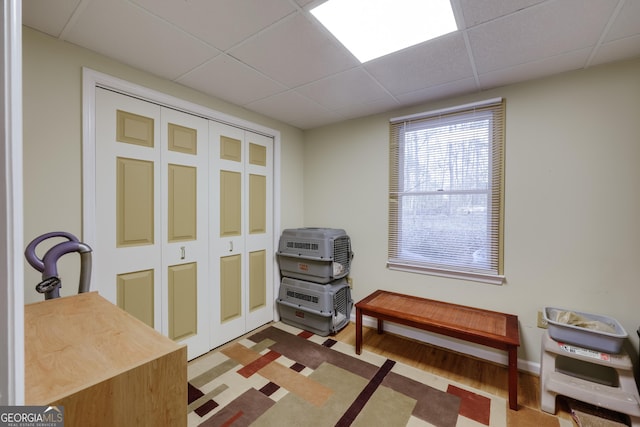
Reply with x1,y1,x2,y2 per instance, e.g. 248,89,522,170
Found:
334,322,576,426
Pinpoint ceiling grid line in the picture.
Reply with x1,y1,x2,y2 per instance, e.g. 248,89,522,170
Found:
451,0,481,91
58,0,92,40
584,0,626,69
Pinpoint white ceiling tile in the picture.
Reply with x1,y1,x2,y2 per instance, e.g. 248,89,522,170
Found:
22,0,82,37
296,68,394,111
177,54,287,106
395,78,478,105
364,33,473,96
478,49,591,90
333,97,402,121
458,0,545,27
469,0,617,74
247,90,343,129
590,36,640,67
604,0,640,42
61,0,219,80
131,0,296,51
229,13,358,88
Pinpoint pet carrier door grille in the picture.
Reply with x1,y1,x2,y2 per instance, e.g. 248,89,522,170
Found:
334,286,348,317
333,236,351,271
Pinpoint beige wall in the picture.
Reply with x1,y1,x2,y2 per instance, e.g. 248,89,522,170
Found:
22,27,305,304
304,58,640,365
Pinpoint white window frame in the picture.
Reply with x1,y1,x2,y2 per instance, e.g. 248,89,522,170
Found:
388,98,505,285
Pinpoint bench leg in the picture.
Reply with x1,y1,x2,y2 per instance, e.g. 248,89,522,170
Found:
356,307,362,355
377,318,384,334
508,346,518,410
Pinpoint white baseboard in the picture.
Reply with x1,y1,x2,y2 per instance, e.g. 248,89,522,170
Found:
354,314,541,376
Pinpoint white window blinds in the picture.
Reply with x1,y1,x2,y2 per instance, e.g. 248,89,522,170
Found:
388,98,505,284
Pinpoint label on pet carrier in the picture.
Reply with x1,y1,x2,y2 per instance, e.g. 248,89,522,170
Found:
557,342,610,361
297,263,309,272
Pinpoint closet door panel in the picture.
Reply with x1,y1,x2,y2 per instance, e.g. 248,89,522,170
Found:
220,254,242,322
161,107,210,360
245,132,274,329
116,270,154,328
116,109,154,147
168,164,197,242
96,88,162,331
220,170,242,237
117,157,155,246
249,174,267,234
248,250,266,312
168,262,197,341
210,122,247,347
168,123,197,154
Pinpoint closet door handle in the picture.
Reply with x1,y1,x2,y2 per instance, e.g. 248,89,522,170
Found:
180,246,186,260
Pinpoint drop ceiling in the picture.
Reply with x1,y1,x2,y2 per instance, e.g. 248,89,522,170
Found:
22,0,640,130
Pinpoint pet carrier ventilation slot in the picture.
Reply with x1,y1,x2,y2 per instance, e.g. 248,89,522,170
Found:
277,227,353,283
277,277,353,336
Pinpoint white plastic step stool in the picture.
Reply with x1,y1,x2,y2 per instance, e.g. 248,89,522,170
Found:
540,331,640,426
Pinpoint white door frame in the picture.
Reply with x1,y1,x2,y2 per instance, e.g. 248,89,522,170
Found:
81,68,282,329
1,0,24,405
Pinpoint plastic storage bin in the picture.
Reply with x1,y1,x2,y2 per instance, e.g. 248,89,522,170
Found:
277,276,353,336
543,307,628,353
277,227,352,283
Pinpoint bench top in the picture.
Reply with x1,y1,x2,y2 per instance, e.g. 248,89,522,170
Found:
356,290,520,348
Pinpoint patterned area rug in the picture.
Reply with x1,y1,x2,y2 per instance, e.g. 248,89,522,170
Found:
188,322,512,426
567,398,630,427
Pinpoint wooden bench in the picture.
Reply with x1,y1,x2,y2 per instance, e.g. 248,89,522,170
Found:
355,290,520,410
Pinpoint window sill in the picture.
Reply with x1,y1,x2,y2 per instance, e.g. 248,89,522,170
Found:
387,261,505,285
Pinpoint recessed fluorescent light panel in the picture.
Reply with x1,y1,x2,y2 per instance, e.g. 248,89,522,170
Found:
311,0,458,63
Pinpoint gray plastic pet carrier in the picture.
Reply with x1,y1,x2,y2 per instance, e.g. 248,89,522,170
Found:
277,227,353,284
277,276,353,336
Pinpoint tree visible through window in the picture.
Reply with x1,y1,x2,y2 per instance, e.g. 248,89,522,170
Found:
388,98,505,284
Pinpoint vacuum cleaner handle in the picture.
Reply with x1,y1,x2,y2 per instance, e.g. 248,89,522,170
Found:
39,241,93,300
41,241,91,278
26,232,93,300
24,231,79,272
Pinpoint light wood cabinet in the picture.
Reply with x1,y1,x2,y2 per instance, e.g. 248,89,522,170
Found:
25,292,186,426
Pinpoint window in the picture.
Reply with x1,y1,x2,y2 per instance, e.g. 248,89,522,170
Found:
388,98,505,284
